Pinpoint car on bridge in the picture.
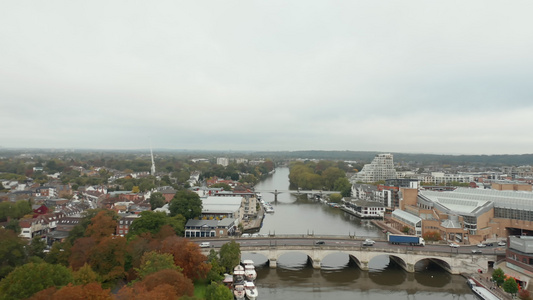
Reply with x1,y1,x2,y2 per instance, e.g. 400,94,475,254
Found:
498,241,506,246
362,239,375,246
477,243,487,248
449,242,460,248
315,240,325,245
471,249,482,254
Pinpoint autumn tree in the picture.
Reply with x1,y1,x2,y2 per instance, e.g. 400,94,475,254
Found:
45,241,71,266
219,240,241,273
117,269,194,300
0,228,27,278
0,262,73,300
85,210,118,242
519,289,531,300
158,236,210,280
88,236,127,284
169,190,202,220
205,282,233,300
46,282,112,300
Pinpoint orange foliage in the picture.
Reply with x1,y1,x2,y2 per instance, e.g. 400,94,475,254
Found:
35,283,112,300
28,287,57,300
116,270,193,300
85,211,117,242
89,236,127,282
69,237,96,271
158,236,210,280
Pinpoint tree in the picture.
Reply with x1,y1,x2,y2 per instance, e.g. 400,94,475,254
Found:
135,251,180,280
422,231,442,242
149,192,166,210
28,236,47,259
117,269,194,300
0,228,27,278
73,263,100,285
158,236,210,280
503,277,519,295
169,190,202,220
85,210,117,242
38,282,113,300
206,249,224,282
205,282,233,300
329,193,343,202
219,240,241,273
401,226,410,234
492,268,505,286
88,236,127,285
4,219,21,234
0,262,73,300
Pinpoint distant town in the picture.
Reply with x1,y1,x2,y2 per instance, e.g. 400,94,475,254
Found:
1,149,533,299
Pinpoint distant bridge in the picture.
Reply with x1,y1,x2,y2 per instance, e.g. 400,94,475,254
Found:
255,189,341,201
200,236,501,274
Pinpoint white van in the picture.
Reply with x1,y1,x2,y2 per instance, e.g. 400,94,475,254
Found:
199,242,211,248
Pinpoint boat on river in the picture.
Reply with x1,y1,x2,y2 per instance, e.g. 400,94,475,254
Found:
244,281,258,300
471,286,500,300
242,260,257,281
233,283,245,300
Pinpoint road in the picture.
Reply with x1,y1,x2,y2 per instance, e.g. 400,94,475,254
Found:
197,236,506,256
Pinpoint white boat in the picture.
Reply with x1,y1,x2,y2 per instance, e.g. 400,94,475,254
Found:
244,264,257,281
233,283,245,300
265,206,274,213
471,286,500,300
233,265,245,283
244,281,258,300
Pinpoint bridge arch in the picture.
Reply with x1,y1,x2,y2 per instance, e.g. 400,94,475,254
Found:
413,257,453,273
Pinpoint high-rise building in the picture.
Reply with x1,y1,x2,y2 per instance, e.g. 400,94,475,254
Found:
352,153,397,183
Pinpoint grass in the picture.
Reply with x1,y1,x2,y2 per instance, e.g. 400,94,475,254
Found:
194,279,208,299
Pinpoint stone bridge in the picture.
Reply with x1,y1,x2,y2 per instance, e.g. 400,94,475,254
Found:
233,245,496,274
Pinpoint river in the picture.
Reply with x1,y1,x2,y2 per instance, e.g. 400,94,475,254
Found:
243,167,477,300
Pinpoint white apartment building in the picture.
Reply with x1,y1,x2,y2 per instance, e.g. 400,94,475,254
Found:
352,154,397,183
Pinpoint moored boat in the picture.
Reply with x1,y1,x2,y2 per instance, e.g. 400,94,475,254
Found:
244,264,257,281
233,283,245,300
244,281,258,300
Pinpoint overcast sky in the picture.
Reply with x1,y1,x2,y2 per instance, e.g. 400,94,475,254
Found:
1,1,533,155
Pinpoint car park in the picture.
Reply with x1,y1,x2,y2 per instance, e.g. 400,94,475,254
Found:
449,243,460,248
199,242,211,248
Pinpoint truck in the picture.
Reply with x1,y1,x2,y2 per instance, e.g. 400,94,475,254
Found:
388,234,425,246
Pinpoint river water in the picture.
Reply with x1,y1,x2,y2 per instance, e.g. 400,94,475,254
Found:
244,167,477,300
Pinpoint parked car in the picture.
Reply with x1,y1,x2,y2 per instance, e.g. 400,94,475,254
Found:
449,243,460,248
471,249,482,254
485,242,494,247
498,241,507,246
315,240,325,245
477,243,487,248
199,242,211,248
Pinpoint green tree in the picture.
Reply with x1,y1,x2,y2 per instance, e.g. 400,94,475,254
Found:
219,241,240,273
135,251,180,280
4,219,21,234
28,236,47,259
0,228,27,278
0,262,73,300
206,249,224,282
149,192,166,210
334,177,352,197
205,282,233,300
127,211,185,238
503,277,519,295
73,263,100,285
169,190,202,220
329,193,343,202
492,268,505,286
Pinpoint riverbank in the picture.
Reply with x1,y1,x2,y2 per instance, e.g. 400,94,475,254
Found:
243,204,265,232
